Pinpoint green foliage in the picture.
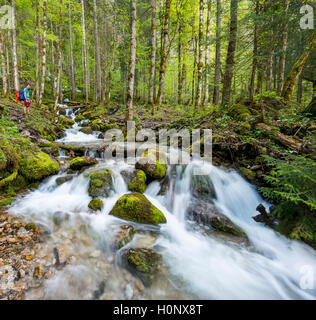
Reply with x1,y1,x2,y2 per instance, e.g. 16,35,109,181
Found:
260,156,316,212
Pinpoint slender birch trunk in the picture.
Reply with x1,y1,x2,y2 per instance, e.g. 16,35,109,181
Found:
68,2,76,100
203,0,211,107
93,0,101,102
0,30,8,96
81,0,89,104
149,0,157,113
54,0,63,111
35,0,40,101
213,0,221,105
39,0,47,107
11,0,19,91
126,0,137,122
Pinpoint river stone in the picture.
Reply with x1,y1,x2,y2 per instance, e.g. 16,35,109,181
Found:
112,225,136,250
191,174,216,200
79,127,93,135
19,152,59,181
69,157,98,171
121,248,162,287
135,149,167,180
128,170,147,194
88,198,103,212
56,175,73,186
88,169,114,198
121,168,137,185
109,193,167,225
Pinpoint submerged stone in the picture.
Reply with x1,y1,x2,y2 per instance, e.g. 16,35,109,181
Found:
112,225,136,250
109,193,167,225
191,174,216,200
121,248,162,287
56,175,73,186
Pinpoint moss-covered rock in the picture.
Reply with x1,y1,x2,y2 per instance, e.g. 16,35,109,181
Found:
0,197,15,206
56,175,73,186
59,144,85,157
228,104,251,121
58,116,75,129
91,119,102,131
69,157,98,171
239,167,256,181
128,170,147,193
109,193,167,224
135,149,167,180
191,174,216,200
121,248,162,287
209,216,248,238
88,169,114,198
112,225,136,250
80,127,93,135
19,152,59,181
88,198,103,211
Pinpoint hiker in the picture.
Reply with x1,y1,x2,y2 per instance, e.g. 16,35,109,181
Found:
23,84,31,116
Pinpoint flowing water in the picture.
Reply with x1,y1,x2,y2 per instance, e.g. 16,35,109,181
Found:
7,109,316,300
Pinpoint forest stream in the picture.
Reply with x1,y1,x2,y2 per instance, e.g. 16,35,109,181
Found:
5,107,316,300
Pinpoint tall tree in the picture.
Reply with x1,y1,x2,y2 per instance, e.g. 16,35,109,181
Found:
68,2,76,101
221,0,238,106
54,0,63,110
11,0,19,91
213,0,221,105
35,0,40,101
148,0,157,113
195,0,204,108
126,0,137,122
249,0,258,100
93,0,101,102
39,0,48,107
81,0,89,104
156,0,172,106
203,0,211,107
0,29,8,96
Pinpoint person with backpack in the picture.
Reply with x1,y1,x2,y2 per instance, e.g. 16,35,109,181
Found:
23,84,31,116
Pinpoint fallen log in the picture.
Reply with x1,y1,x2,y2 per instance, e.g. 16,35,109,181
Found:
256,123,309,153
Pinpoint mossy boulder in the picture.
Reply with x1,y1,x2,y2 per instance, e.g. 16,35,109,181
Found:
239,167,256,182
59,144,85,157
209,216,248,238
80,127,93,135
91,119,102,131
56,175,73,186
128,170,147,194
58,116,75,129
88,169,114,198
0,197,15,207
228,104,251,121
0,137,20,173
75,114,86,122
69,157,98,171
19,152,59,181
191,174,216,200
135,149,167,180
88,198,103,211
121,248,162,287
109,193,167,225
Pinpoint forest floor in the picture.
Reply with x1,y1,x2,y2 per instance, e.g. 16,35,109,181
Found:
0,94,315,299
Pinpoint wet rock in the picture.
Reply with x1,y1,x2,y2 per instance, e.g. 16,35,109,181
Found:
112,225,136,250
98,133,105,139
121,168,137,186
80,127,93,135
158,175,170,196
59,145,85,157
58,116,75,129
239,167,256,182
135,149,167,180
191,174,216,200
19,152,59,181
88,169,114,198
33,264,45,279
56,175,73,186
252,204,281,228
69,157,98,171
88,199,103,212
121,248,162,287
128,170,147,194
110,193,167,225
209,216,247,238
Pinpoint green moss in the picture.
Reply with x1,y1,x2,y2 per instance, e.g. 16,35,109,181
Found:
110,193,167,225
69,157,98,170
0,197,15,206
88,169,114,197
88,198,103,211
239,167,256,181
128,170,147,193
210,216,248,238
228,104,251,121
19,152,59,181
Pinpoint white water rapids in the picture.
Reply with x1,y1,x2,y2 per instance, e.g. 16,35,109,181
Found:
7,109,316,300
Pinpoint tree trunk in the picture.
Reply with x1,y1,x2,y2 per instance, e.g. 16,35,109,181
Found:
35,0,40,101
249,1,258,101
54,0,63,111
192,35,197,105
213,0,221,105
93,0,101,102
177,27,182,105
277,0,289,95
81,0,89,104
203,0,211,107
282,31,316,102
297,75,303,104
126,0,137,122
11,0,19,91
0,30,8,96
68,2,76,100
39,0,47,107
157,0,172,106
221,0,238,106
195,0,204,108
50,19,55,98
149,0,157,113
